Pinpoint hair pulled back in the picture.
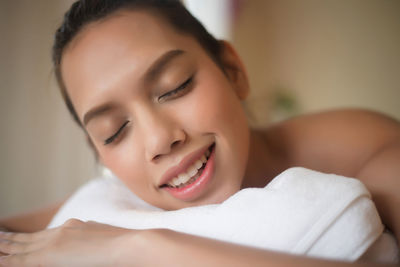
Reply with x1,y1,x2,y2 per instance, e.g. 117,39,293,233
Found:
53,0,222,126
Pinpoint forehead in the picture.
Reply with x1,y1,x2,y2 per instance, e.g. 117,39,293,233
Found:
61,10,203,119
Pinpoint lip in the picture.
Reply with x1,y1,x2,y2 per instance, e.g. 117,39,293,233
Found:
159,143,214,187
163,144,216,201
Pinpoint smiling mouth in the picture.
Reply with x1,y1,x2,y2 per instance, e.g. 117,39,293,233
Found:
160,144,214,189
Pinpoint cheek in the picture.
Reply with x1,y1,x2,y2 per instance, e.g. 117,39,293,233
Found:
179,72,250,171
178,75,245,133
98,143,147,190
199,77,249,145
101,146,159,205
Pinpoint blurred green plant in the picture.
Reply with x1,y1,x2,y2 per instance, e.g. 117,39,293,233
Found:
271,88,300,122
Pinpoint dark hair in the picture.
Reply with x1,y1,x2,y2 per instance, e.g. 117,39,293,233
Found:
53,0,222,127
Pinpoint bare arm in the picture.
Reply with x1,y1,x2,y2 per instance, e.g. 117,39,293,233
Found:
119,228,396,267
0,202,64,257
0,221,396,266
0,201,64,233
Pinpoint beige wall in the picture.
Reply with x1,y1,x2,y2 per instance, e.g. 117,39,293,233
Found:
234,0,400,126
0,1,96,217
1,0,399,217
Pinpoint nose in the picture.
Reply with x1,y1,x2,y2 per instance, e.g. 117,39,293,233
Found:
140,109,186,162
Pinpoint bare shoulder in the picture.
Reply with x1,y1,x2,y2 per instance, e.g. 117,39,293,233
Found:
279,108,400,145
268,108,400,176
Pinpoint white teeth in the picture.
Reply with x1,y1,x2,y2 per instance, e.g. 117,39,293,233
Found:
178,173,190,184
171,177,180,186
187,165,198,177
167,149,211,188
195,160,202,169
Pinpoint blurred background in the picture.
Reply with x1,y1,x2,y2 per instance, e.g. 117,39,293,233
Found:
1,0,399,217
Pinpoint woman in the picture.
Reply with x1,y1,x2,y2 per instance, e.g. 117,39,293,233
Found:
1,0,399,266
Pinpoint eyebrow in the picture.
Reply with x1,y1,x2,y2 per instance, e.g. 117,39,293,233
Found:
82,49,185,126
145,49,185,82
83,104,114,126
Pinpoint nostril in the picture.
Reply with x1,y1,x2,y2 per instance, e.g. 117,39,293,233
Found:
171,140,181,149
152,140,183,162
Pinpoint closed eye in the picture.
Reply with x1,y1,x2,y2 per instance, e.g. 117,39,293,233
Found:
104,121,130,145
158,76,193,103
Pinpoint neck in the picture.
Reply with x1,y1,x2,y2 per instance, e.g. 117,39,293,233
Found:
241,128,289,189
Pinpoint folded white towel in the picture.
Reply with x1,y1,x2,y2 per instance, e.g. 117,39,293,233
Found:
48,167,398,263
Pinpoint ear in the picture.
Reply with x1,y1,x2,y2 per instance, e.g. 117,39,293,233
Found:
219,40,250,100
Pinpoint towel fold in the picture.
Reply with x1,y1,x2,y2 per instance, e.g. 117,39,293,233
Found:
48,167,398,263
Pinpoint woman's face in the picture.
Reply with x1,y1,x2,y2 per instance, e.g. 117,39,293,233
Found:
61,10,250,210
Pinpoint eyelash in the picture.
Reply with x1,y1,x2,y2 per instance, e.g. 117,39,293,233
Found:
158,76,193,102
104,121,130,145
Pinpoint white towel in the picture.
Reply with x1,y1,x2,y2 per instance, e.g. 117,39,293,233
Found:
48,167,399,263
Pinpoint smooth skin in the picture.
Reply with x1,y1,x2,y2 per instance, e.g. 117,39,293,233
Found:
1,9,399,266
